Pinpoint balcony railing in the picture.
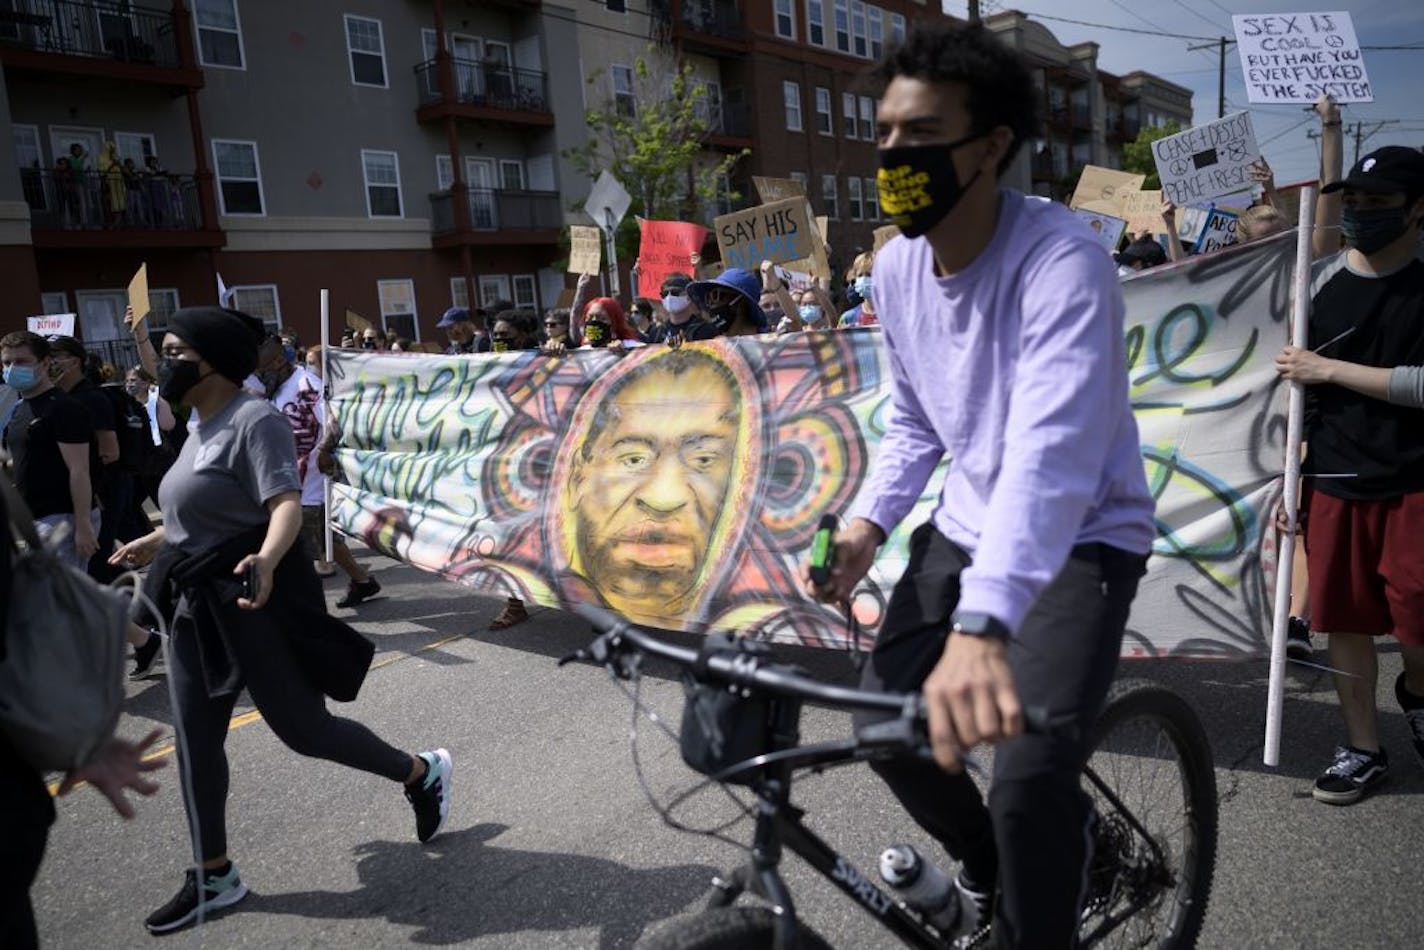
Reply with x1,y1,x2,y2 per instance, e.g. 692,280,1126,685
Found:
416,58,550,114
702,100,750,139
22,168,203,231
430,188,562,234
0,0,182,68
681,0,742,39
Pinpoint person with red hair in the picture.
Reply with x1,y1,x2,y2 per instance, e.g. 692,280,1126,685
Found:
565,274,644,348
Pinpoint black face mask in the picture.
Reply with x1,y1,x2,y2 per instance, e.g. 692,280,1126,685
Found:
584,322,610,347
362,339,377,350
157,358,207,404
877,133,987,238
1340,206,1414,256
707,304,737,335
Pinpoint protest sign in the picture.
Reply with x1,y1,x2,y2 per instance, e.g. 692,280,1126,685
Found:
584,170,631,230
1153,112,1261,206
637,219,709,294
1175,206,1211,246
1233,11,1372,104
752,176,807,203
1197,208,1241,254
1073,209,1128,253
27,313,75,336
126,264,150,327
714,197,820,272
1070,166,1146,217
345,309,373,333
1122,190,1164,234
568,225,603,275
873,225,901,253
327,232,1294,658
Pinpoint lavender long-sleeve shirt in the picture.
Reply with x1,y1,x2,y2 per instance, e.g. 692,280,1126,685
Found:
850,190,1156,634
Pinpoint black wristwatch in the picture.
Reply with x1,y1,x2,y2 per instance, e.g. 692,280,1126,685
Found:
950,611,1011,641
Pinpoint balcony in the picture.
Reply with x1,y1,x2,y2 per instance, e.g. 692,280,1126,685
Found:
22,168,223,248
702,100,752,149
0,0,201,87
1071,103,1092,130
671,0,748,56
430,187,561,247
415,58,554,127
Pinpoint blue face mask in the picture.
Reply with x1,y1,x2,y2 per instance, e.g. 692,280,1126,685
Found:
3,363,40,391
853,276,873,300
798,304,822,324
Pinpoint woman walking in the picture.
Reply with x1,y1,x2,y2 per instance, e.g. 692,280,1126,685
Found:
110,306,452,934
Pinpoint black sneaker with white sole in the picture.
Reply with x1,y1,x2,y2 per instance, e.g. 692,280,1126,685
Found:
336,577,381,609
1396,673,1424,768
1285,616,1312,662
406,748,453,843
1312,745,1388,805
144,864,248,933
131,630,162,678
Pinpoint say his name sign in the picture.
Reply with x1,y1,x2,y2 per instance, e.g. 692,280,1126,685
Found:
714,197,818,271
1233,11,1372,104
1153,112,1261,206
637,219,709,294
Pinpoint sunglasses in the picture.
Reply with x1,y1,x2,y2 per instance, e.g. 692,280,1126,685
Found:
544,320,564,328
662,288,686,297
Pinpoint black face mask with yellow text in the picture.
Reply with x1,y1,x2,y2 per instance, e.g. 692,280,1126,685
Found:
877,134,985,238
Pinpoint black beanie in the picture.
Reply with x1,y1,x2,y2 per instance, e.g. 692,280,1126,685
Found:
167,306,265,383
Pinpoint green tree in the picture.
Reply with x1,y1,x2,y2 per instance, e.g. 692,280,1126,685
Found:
1122,120,1182,190
563,47,749,260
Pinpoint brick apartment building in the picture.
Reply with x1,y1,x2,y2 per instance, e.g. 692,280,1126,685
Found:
0,1,1191,363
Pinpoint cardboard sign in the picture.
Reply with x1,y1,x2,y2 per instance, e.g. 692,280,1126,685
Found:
637,219,709,295
1175,206,1211,246
1233,11,1372,104
1070,166,1146,217
715,197,821,273
585,170,632,229
127,263,150,327
1197,208,1241,254
27,313,76,337
345,309,373,333
1121,190,1164,234
752,176,807,203
569,225,603,275
1152,112,1261,206
1073,209,1128,254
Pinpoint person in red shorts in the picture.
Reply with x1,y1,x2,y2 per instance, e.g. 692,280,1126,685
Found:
1276,145,1424,805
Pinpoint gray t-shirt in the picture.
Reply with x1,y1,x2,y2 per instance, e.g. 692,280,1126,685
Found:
158,393,301,554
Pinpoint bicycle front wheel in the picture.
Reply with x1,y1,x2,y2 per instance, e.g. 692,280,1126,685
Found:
639,906,833,950
1078,679,1218,949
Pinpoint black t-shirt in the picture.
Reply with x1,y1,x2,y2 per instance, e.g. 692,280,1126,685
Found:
2,388,94,518
66,379,116,490
101,383,150,474
1306,257,1424,500
645,316,719,344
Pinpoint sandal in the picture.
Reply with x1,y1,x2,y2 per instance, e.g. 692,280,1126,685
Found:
489,597,530,630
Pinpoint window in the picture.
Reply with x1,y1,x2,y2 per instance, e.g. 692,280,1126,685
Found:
842,92,857,140
868,6,883,59
512,275,538,310
774,0,795,39
864,177,879,221
114,132,156,166
814,87,832,135
693,79,724,133
806,0,825,46
789,171,809,192
344,15,387,88
611,64,636,119
13,124,44,211
848,176,863,221
850,0,867,57
890,12,906,46
145,289,181,334
783,81,802,132
194,0,244,69
833,0,850,53
859,96,876,142
212,139,264,216
821,174,838,220
378,279,418,341
499,160,525,192
40,291,68,315
436,154,453,191
361,150,403,218
450,276,470,309
231,285,281,332
479,275,512,309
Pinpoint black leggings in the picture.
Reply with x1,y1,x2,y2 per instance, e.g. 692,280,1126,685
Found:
853,523,1145,950
168,603,412,862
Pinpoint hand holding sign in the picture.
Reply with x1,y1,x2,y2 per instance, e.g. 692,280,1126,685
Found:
569,226,603,275
127,264,149,328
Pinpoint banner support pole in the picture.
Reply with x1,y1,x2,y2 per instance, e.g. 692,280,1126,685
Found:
1264,184,1316,767
320,288,334,564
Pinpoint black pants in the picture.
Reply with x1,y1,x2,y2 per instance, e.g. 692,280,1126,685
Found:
0,735,54,950
169,599,412,862
853,523,1145,950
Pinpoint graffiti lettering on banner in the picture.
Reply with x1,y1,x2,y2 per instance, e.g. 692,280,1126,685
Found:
1073,209,1128,254
1233,11,1372,104
1153,112,1261,206
568,225,603,275
637,219,709,293
1197,208,1240,254
715,197,819,271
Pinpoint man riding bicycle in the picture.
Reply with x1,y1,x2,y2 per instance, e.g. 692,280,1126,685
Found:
804,24,1155,948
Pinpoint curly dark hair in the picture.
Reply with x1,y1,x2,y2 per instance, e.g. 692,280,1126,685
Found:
874,22,1039,176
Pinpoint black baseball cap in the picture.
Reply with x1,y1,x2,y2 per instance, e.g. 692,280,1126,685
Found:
1323,146,1424,196
45,334,86,360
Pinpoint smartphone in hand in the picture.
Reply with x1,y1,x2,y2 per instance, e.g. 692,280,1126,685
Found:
240,562,261,602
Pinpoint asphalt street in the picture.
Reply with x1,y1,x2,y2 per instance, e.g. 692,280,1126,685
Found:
31,549,1423,948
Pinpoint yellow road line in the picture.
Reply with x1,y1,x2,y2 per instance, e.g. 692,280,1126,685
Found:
48,632,468,797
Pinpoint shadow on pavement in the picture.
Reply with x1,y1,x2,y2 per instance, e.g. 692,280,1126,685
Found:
240,822,718,947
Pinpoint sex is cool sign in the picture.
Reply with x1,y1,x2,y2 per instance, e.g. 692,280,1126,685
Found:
1233,11,1372,104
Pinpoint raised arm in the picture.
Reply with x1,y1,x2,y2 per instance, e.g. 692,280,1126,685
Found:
1160,201,1188,262
1313,95,1344,260
127,306,158,378
568,271,596,344
761,260,802,331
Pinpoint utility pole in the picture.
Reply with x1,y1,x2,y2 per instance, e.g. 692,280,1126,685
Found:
1187,37,1237,119
968,0,981,23
1351,119,1401,164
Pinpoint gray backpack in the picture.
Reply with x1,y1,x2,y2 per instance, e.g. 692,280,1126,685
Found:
0,469,129,771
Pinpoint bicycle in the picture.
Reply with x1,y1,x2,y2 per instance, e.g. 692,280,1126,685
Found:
562,605,1218,949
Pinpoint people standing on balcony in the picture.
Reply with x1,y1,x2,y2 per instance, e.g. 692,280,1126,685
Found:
144,155,171,227
98,142,127,230
62,144,89,227
122,157,146,226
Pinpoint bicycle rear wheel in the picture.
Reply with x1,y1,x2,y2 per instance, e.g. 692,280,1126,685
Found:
1078,679,1217,949
639,906,833,950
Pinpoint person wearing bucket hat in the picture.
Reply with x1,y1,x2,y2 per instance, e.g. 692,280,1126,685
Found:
686,267,767,337
1272,144,1424,807
645,272,718,343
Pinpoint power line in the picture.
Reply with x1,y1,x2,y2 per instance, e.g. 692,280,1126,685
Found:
1166,0,1228,35
1016,9,1217,41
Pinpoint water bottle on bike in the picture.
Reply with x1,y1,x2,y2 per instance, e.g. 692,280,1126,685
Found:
879,844,992,945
